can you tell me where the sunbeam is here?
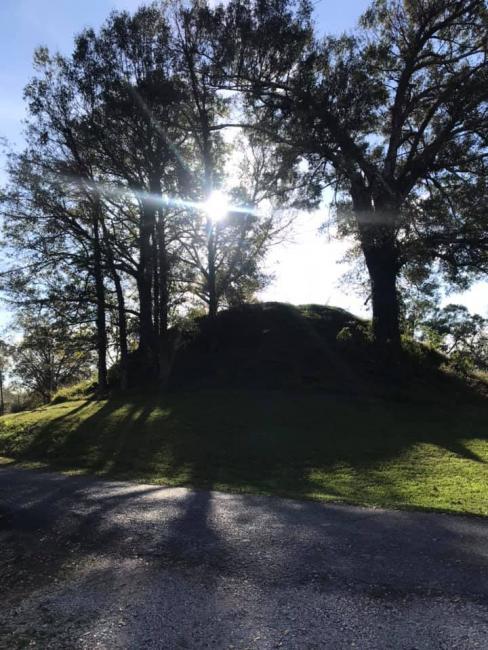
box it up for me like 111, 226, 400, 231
53, 172, 258, 219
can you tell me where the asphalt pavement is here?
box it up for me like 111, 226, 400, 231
1, 467, 488, 649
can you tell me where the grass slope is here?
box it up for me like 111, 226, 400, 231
1, 389, 487, 516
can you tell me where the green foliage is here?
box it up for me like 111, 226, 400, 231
419, 304, 488, 374
400, 335, 444, 371
229, 0, 487, 344
12, 312, 94, 403
336, 326, 353, 344
8, 393, 43, 414
400, 277, 488, 375
450, 351, 476, 376
425, 305, 487, 369
336, 323, 371, 349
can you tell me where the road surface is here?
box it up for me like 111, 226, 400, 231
1, 467, 488, 649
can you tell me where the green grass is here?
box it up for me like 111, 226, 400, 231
0, 389, 487, 516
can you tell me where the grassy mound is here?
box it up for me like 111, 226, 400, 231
171, 302, 366, 391
1, 387, 487, 516
170, 302, 482, 402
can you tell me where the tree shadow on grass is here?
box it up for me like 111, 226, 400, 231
51, 398, 94, 422
3, 387, 488, 514
438, 439, 486, 463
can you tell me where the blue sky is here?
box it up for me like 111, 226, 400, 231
0, 0, 370, 173
0, 0, 145, 156
0, 0, 485, 324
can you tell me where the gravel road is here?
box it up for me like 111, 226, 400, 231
1, 467, 488, 649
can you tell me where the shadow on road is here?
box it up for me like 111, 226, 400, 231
1, 468, 488, 645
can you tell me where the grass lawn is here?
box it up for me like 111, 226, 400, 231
0, 389, 487, 516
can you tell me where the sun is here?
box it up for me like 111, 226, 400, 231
203, 190, 230, 223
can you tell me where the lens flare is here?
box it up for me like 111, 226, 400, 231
203, 190, 230, 223
51, 172, 258, 219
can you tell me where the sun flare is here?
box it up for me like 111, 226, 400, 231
203, 190, 230, 223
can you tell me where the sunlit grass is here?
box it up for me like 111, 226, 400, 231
0, 390, 487, 516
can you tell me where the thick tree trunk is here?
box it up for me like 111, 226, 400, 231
363, 243, 401, 348
352, 185, 401, 350
92, 214, 108, 392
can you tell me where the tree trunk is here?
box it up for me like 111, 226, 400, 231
137, 197, 157, 376
363, 244, 401, 348
112, 270, 129, 390
352, 185, 401, 350
207, 226, 218, 319
99, 216, 129, 391
0, 367, 4, 416
153, 236, 160, 342
92, 213, 108, 392
201, 122, 218, 319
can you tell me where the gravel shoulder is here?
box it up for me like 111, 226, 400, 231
1, 467, 488, 649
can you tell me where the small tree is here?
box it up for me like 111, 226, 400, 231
13, 313, 93, 403
421, 304, 488, 373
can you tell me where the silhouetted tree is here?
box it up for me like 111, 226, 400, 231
219, 0, 488, 351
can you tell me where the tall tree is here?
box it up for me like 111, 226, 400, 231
172, 1, 234, 318
1, 145, 110, 391
69, 6, 194, 382
220, 0, 488, 350
172, 2, 313, 314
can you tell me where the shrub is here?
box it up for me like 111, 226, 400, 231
8, 394, 43, 413
450, 350, 476, 375
336, 326, 353, 344
336, 323, 371, 349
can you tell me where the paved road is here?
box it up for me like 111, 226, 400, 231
1, 468, 488, 649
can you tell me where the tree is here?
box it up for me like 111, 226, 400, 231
171, 2, 309, 316
1, 145, 110, 391
0, 340, 11, 415
2, 2, 296, 389
421, 304, 488, 373
1, 7, 190, 385
219, 0, 488, 351
178, 136, 301, 313
69, 6, 205, 382
13, 311, 93, 403
406, 172, 488, 287
399, 276, 440, 339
